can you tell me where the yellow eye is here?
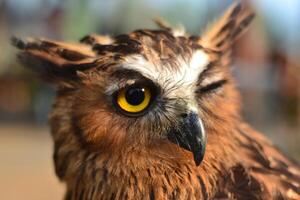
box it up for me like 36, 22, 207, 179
116, 86, 152, 115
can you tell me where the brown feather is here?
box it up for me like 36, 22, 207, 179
200, 3, 254, 50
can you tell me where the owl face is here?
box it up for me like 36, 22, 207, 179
14, 3, 253, 166
71, 31, 236, 166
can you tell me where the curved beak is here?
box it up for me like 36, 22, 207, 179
167, 112, 207, 166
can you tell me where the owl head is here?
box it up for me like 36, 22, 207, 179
13, 3, 254, 166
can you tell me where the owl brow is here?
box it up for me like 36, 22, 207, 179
196, 60, 220, 83
112, 68, 145, 80
111, 68, 160, 87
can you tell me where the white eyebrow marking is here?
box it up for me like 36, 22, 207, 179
121, 50, 210, 88
185, 50, 210, 84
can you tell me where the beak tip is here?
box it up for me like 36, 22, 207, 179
194, 158, 201, 166
193, 150, 205, 166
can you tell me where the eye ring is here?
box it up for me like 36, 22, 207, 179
114, 84, 153, 117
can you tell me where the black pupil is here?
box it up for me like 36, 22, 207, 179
125, 87, 145, 106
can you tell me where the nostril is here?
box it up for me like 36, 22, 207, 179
181, 113, 188, 119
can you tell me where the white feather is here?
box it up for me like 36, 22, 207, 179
122, 50, 209, 90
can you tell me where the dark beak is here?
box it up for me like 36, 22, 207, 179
167, 112, 207, 166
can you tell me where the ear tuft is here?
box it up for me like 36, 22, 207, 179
154, 18, 186, 37
200, 2, 255, 52
80, 34, 114, 46
12, 36, 97, 85
11, 36, 28, 49
154, 18, 172, 31
229, 2, 242, 19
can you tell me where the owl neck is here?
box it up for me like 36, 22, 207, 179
53, 125, 244, 200
59, 144, 228, 200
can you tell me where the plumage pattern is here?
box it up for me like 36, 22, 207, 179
13, 3, 300, 200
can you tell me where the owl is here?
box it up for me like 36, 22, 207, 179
13, 3, 300, 200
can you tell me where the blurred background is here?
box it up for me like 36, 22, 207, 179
0, 0, 299, 199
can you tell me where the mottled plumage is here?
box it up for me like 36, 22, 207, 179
13, 3, 300, 200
